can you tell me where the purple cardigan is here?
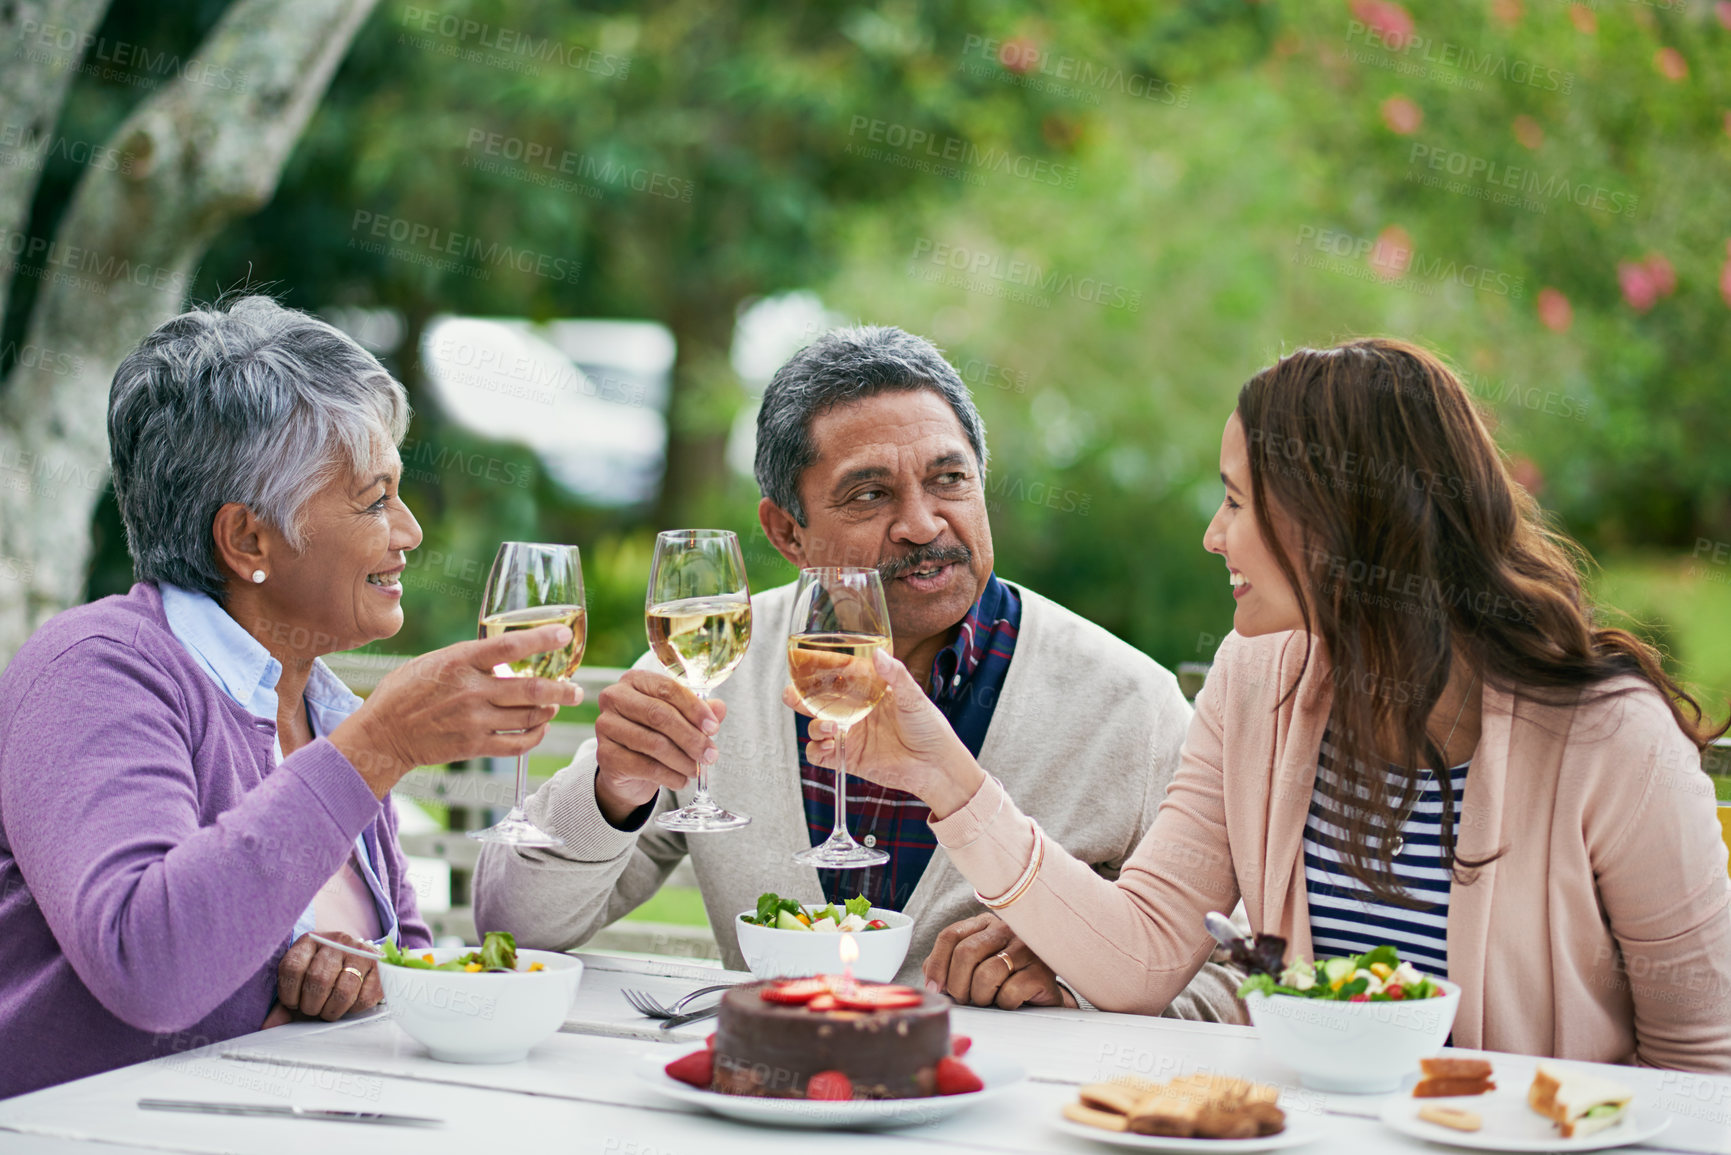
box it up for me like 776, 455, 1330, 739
0, 584, 431, 1099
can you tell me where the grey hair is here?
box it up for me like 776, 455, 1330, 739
107, 295, 410, 599
753, 325, 988, 525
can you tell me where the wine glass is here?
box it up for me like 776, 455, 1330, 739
467, 541, 586, 847
786, 567, 892, 869
648, 529, 754, 831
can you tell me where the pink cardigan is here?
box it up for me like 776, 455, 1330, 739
934, 629, 1731, 1071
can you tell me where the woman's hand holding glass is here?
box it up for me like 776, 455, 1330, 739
781, 642, 985, 822
467, 542, 587, 846
329, 622, 582, 798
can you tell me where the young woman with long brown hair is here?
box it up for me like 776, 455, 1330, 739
789, 338, 1731, 1070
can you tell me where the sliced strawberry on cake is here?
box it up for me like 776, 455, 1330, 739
758, 977, 839, 1004
832, 983, 924, 1011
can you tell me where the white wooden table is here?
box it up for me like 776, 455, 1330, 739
3, 953, 1727, 1154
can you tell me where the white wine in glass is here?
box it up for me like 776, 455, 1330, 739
786, 567, 892, 869
468, 541, 586, 848
479, 604, 587, 680
648, 530, 753, 832
785, 633, 891, 727
646, 597, 752, 694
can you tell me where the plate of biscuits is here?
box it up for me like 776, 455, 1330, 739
1057, 1074, 1329, 1152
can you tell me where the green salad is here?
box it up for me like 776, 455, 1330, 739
376, 931, 544, 972
740, 891, 891, 932
1235, 944, 1444, 1002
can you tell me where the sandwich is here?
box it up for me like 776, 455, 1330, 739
1527, 1062, 1633, 1139
1413, 1057, 1495, 1098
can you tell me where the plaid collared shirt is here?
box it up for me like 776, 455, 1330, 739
798, 573, 1021, 912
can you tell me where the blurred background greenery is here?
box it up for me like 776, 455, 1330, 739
15, 0, 1727, 734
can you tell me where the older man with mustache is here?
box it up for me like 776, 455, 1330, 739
475, 326, 1240, 1019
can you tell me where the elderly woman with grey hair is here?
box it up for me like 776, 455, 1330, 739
0, 296, 578, 1099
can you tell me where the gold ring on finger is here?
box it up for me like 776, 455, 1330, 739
341, 966, 365, 981
994, 950, 1015, 978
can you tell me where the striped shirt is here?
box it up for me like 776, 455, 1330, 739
799, 573, 1020, 912
1303, 731, 1469, 976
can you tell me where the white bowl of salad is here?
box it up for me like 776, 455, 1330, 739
1238, 945, 1460, 1093
735, 893, 913, 983
375, 932, 583, 1064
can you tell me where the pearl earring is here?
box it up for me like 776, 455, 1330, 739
251, 570, 266, 584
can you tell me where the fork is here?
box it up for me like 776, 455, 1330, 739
622, 983, 734, 1019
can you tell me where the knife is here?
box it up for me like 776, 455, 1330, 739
660, 1004, 720, 1031
139, 1098, 443, 1127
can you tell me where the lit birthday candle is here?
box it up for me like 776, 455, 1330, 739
838, 932, 859, 990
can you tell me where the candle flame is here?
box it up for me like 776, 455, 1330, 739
839, 933, 859, 967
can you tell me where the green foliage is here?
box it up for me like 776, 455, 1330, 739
65, 0, 1731, 712
817, 2, 1731, 683
1592, 555, 1731, 713
1266, 4, 1731, 554
620, 884, 710, 928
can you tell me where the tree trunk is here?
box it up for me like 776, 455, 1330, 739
0, 0, 380, 667
0, 0, 113, 329
653, 298, 745, 526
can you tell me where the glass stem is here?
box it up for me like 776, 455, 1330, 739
511, 752, 529, 816
691, 689, 713, 808
829, 722, 851, 844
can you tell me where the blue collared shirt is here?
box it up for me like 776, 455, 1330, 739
158, 583, 399, 945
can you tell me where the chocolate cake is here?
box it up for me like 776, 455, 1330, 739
710, 977, 950, 1100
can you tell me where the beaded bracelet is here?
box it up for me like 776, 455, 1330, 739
974, 819, 1044, 910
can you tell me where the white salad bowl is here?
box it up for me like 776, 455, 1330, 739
1244, 978, 1461, 1093
735, 906, 913, 982
377, 946, 583, 1063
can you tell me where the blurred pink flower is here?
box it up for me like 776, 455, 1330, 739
1569, 4, 1597, 33
1381, 95, 1423, 134
999, 36, 1040, 75
1350, 0, 1415, 47
1724, 110, 1731, 138
1718, 1, 1731, 30
1645, 253, 1676, 297
1370, 225, 1414, 278
1537, 288, 1573, 332
1492, 0, 1523, 26
1510, 456, 1544, 496
1655, 47, 1688, 81
1720, 241, 1731, 309
1618, 260, 1658, 312
1513, 115, 1544, 149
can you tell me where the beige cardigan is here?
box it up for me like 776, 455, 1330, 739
474, 579, 1243, 1021
935, 629, 1731, 1072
